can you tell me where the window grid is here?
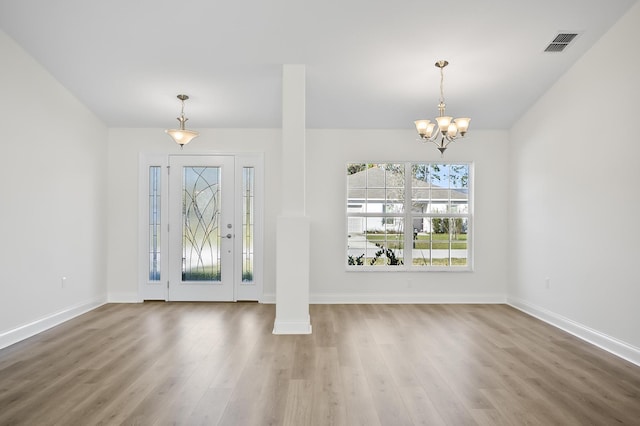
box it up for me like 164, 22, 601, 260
347, 162, 471, 270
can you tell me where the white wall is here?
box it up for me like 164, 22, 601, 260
306, 129, 509, 302
107, 128, 508, 304
0, 30, 108, 346
508, 2, 640, 354
106, 128, 282, 301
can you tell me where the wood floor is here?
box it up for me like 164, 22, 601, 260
1, 303, 639, 425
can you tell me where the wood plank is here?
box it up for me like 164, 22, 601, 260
1, 302, 639, 425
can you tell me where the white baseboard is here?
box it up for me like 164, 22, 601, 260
309, 293, 506, 304
508, 297, 640, 367
263, 292, 506, 305
262, 293, 275, 304
273, 317, 312, 334
107, 292, 141, 303
0, 295, 107, 350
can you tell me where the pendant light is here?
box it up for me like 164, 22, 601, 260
165, 94, 199, 148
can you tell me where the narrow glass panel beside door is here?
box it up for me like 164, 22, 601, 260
182, 166, 221, 282
242, 167, 254, 282
149, 166, 161, 281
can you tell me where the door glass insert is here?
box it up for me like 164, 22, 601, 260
242, 167, 254, 282
149, 166, 161, 281
182, 167, 221, 282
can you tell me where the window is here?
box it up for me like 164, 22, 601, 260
346, 162, 472, 270
149, 166, 162, 281
242, 167, 255, 282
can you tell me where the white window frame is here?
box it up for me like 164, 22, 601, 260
346, 162, 473, 272
138, 153, 169, 300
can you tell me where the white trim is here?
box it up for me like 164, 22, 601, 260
262, 293, 275, 304
508, 297, 640, 367
168, 155, 235, 302
107, 292, 141, 303
0, 296, 107, 350
263, 292, 505, 304
273, 317, 312, 334
138, 152, 264, 303
138, 153, 169, 302
345, 161, 474, 272
312, 293, 505, 304
234, 154, 265, 302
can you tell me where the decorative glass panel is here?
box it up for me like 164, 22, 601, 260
182, 167, 221, 281
242, 167, 255, 282
149, 166, 161, 281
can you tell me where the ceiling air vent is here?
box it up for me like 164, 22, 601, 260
544, 33, 578, 52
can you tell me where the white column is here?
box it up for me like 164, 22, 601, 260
273, 64, 312, 334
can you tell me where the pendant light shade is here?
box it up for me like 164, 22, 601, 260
165, 94, 199, 148
165, 128, 199, 146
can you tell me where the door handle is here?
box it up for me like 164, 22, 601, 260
225, 234, 233, 239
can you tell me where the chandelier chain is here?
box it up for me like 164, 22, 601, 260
439, 66, 445, 105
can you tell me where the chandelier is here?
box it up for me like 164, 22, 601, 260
414, 60, 470, 155
165, 94, 199, 148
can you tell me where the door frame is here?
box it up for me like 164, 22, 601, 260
137, 152, 264, 302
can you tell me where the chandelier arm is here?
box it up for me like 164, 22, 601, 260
424, 134, 448, 148
435, 138, 446, 148
419, 125, 457, 144
418, 129, 442, 143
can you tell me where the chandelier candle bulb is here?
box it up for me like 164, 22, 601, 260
454, 118, 471, 135
415, 119, 429, 132
447, 123, 458, 137
414, 120, 431, 138
436, 116, 453, 131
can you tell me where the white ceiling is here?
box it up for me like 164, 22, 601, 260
0, 0, 636, 130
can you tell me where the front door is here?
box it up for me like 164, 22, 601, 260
168, 155, 235, 301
